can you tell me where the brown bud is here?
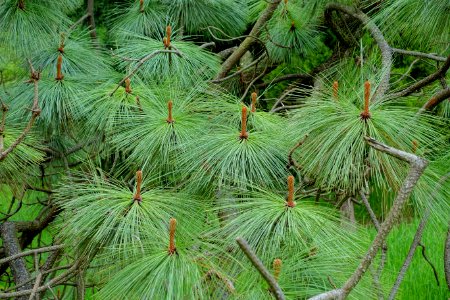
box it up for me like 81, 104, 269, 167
286, 175, 295, 207
239, 106, 248, 140
273, 259, 282, 282
125, 78, 132, 93
163, 37, 168, 48
360, 80, 371, 120
168, 218, 177, 255
139, 0, 144, 12
251, 92, 257, 112
166, 25, 172, 47
166, 100, 174, 123
332, 81, 338, 101
55, 55, 64, 80
133, 170, 143, 202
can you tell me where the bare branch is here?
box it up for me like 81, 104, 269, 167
236, 237, 285, 300
0, 245, 64, 267
392, 48, 447, 62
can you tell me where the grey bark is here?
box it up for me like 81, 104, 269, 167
0, 222, 32, 300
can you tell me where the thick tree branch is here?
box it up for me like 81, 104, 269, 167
0, 222, 32, 300
325, 3, 392, 100
309, 137, 428, 300
215, 0, 282, 79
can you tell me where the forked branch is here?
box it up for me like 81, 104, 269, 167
309, 137, 428, 300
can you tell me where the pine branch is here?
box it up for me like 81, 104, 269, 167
309, 137, 428, 300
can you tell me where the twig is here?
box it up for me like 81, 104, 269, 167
236, 238, 285, 300
288, 134, 308, 170
309, 137, 428, 300
109, 49, 182, 96
0, 245, 64, 266
69, 13, 90, 31
199, 42, 215, 49
388, 55, 450, 100
271, 104, 302, 113
392, 48, 447, 62
418, 243, 440, 286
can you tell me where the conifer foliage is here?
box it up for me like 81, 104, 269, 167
0, 0, 448, 299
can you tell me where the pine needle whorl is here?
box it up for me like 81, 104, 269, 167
287, 175, 295, 207
239, 106, 249, 140
55, 55, 64, 80
332, 81, 338, 100
251, 92, 257, 112
133, 170, 143, 202
360, 80, 371, 120
273, 259, 282, 282
168, 218, 177, 255
166, 100, 174, 123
